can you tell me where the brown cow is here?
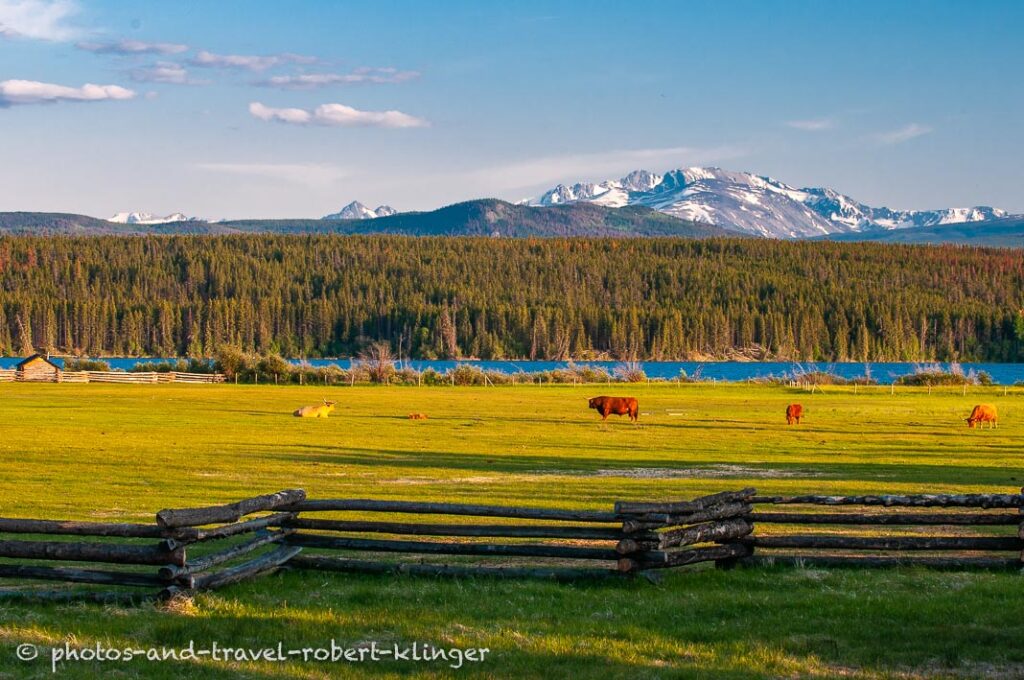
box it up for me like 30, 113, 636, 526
966, 404, 998, 429
408, 413, 429, 420
588, 396, 639, 422
786, 403, 803, 425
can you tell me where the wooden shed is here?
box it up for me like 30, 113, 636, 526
16, 354, 62, 382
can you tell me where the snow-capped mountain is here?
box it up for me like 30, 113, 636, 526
530, 168, 1007, 238
322, 201, 398, 220
107, 211, 193, 225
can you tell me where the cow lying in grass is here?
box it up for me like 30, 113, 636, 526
293, 399, 336, 418
588, 396, 639, 422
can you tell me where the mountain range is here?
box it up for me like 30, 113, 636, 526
0, 201, 729, 238
2, 166, 1018, 245
108, 211, 194, 225
529, 167, 1007, 239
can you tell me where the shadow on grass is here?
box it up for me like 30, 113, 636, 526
242, 442, 1024, 488
3, 566, 1024, 678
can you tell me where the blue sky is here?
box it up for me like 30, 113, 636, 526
0, 0, 1021, 219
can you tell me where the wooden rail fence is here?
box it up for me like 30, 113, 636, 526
0, 488, 1020, 603
0, 370, 225, 384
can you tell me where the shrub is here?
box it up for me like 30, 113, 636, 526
613, 362, 647, 383
64, 358, 110, 372
357, 342, 397, 383
214, 346, 254, 380
894, 364, 984, 386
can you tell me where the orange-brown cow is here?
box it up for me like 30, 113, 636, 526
786, 403, 803, 425
966, 404, 998, 429
588, 396, 639, 422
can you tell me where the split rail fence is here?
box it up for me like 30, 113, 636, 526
0, 370, 224, 384
0, 488, 1020, 604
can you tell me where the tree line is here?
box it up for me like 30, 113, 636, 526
0, 235, 1022, 362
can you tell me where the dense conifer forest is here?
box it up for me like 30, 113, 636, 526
0, 235, 1022, 361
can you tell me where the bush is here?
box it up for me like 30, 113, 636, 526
214, 346, 255, 380
895, 364, 978, 386
357, 342, 397, 383
64, 358, 110, 371
448, 364, 487, 386
420, 368, 445, 386
257, 353, 293, 382
613, 362, 647, 383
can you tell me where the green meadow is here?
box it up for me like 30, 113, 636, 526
0, 382, 1022, 678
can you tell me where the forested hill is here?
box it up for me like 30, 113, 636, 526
0, 200, 730, 238
821, 216, 1024, 247
1, 235, 1022, 362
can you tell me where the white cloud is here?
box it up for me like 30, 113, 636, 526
195, 162, 351, 187
0, 79, 135, 106
77, 39, 188, 55
129, 62, 206, 85
872, 123, 933, 145
0, 0, 79, 41
248, 101, 429, 128
257, 68, 420, 89
249, 101, 311, 124
190, 50, 316, 72
786, 118, 835, 131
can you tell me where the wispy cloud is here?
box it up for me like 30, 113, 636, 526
195, 162, 351, 187
77, 39, 188, 55
0, 0, 79, 41
248, 101, 429, 128
786, 118, 835, 131
129, 62, 207, 85
256, 67, 420, 89
190, 50, 316, 72
872, 122, 933, 145
0, 79, 135, 106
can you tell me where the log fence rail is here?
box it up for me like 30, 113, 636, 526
0, 487, 1020, 603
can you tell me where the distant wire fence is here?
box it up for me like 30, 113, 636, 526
0, 488, 1021, 604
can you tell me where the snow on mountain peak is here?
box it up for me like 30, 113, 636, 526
107, 212, 192, 225
322, 201, 398, 220
531, 167, 1007, 238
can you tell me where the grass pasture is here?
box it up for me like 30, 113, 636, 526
0, 382, 1023, 678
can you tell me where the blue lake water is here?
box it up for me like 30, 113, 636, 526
2, 357, 1023, 385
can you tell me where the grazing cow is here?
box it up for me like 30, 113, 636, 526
966, 404, 998, 429
588, 396, 639, 422
786, 403, 803, 425
408, 413, 428, 420
293, 398, 336, 418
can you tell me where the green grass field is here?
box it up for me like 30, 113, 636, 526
0, 383, 1022, 678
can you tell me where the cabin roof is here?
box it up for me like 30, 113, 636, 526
16, 353, 62, 370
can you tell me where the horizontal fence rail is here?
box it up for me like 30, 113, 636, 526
0, 370, 225, 384
0, 487, 1020, 603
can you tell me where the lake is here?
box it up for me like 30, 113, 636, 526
2, 357, 1023, 385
